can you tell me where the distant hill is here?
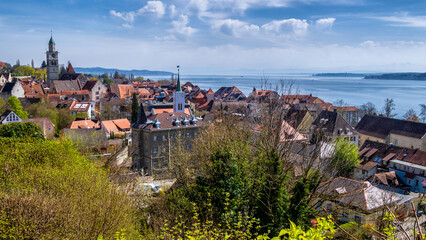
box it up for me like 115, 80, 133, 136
74, 67, 173, 76
365, 72, 426, 80
312, 73, 369, 77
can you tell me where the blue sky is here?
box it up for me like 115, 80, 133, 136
2, 0, 426, 74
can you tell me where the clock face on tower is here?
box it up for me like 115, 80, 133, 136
51, 53, 56, 58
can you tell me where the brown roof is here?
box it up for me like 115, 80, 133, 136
22, 117, 55, 128
82, 80, 99, 91
364, 148, 378, 158
282, 94, 325, 104
46, 94, 61, 103
111, 84, 136, 99
395, 148, 426, 166
356, 115, 426, 139
362, 161, 378, 171
52, 80, 81, 92
335, 106, 359, 112
312, 110, 357, 136
285, 108, 310, 129
66, 62, 76, 74
22, 82, 45, 98
68, 120, 99, 129
112, 118, 131, 130
206, 88, 214, 94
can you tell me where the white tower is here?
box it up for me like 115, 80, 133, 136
173, 65, 186, 113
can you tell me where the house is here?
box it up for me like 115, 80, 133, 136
0, 81, 25, 100
206, 88, 214, 102
0, 73, 12, 85
214, 86, 246, 101
148, 101, 192, 115
50, 79, 81, 93
0, 110, 21, 124
137, 88, 154, 102
82, 80, 107, 102
314, 177, 405, 225
389, 147, 426, 193
369, 171, 410, 195
100, 118, 131, 138
59, 62, 88, 86
21, 81, 45, 98
22, 118, 55, 139
248, 89, 279, 102
132, 104, 207, 177
334, 106, 360, 127
69, 101, 93, 119
282, 94, 325, 104
99, 94, 130, 120
110, 84, 136, 99
354, 140, 403, 180
355, 115, 426, 150
312, 109, 359, 145
285, 108, 314, 134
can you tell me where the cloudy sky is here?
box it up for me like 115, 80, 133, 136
2, 0, 426, 74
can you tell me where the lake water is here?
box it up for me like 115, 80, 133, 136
147, 74, 426, 118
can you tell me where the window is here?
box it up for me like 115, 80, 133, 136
186, 144, 191, 150
153, 147, 158, 153
162, 135, 166, 141
194, 131, 197, 136
186, 132, 190, 138
96, 91, 99, 95
153, 136, 157, 141
153, 160, 158, 168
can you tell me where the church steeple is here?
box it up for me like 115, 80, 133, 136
48, 32, 55, 52
173, 65, 185, 113
176, 65, 181, 92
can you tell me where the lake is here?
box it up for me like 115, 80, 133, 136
147, 74, 426, 118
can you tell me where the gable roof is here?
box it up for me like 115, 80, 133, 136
52, 80, 81, 92
1, 82, 17, 94
316, 177, 400, 211
22, 82, 45, 98
285, 108, 310, 129
356, 115, 426, 139
214, 86, 246, 100
22, 117, 55, 127
82, 80, 99, 91
394, 148, 426, 167
206, 88, 214, 94
110, 84, 136, 99
312, 110, 357, 136
68, 120, 99, 129
66, 62, 75, 74
112, 118, 131, 130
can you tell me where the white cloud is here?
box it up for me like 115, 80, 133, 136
262, 18, 309, 36
315, 17, 335, 31
375, 14, 426, 28
171, 14, 197, 36
110, 10, 136, 23
138, 1, 165, 18
169, 4, 177, 17
213, 19, 259, 37
110, 1, 165, 27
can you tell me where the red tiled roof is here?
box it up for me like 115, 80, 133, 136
207, 88, 214, 94
0, 62, 6, 68
66, 62, 75, 74
22, 82, 45, 98
68, 120, 98, 129
112, 118, 131, 130
69, 101, 91, 112
335, 106, 359, 111
395, 148, 426, 166
382, 153, 396, 161
359, 147, 370, 156
111, 84, 136, 99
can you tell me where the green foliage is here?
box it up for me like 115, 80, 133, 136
7, 96, 28, 119
328, 138, 359, 177
381, 212, 396, 239
0, 138, 137, 239
0, 122, 44, 139
103, 78, 114, 84
258, 216, 335, 240
131, 92, 139, 124
26, 101, 77, 136
34, 68, 46, 80
41, 61, 47, 68
13, 65, 34, 77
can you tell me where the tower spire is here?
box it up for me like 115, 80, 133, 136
176, 65, 181, 92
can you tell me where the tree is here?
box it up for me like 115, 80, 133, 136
60, 65, 67, 75
326, 138, 359, 178
31, 59, 34, 68
41, 60, 47, 68
34, 68, 47, 80
359, 102, 377, 117
131, 92, 139, 123
7, 96, 28, 119
15, 59, 20, 67
113, 71, 120, 79
333, 99, 346, 107
403, 108, 420, 122
0, 122, 44, 139
382, 98, 397, 118
420, 104, 426, 123
13, 65, 35, 77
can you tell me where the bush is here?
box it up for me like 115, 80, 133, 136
0, 122, 44, 139
0, 138, 137, 239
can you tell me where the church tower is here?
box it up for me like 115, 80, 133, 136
173, 65, 186, 113
46, 34, 59, 87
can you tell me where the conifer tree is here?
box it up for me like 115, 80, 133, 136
131, 92, 139, 123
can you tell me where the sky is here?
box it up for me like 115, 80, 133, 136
2, 0, 426, 74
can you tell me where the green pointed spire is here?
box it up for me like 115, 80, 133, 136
176, 65, 182, 92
